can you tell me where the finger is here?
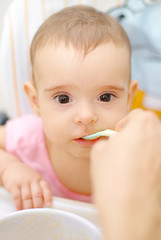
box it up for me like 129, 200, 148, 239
21, 184, 33, 209
91, 139, 107, 156
115, 115, 128, 131
11, 186, 23, 210
90, 139, 109, 180
116, 109, 160, 131
40, 180, 53, 207
115, 109, 143, 131
31, 181, 43, 208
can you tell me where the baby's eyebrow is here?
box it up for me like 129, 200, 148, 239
44, 85, 70, 92
99, 85, 125, 92
44, 84, 125, 92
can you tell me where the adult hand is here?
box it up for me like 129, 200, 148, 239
91, 109, 161, 240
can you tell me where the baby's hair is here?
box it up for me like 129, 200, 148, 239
30, 5, 131, 67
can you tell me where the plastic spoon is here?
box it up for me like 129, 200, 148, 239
82, 129, 117, 140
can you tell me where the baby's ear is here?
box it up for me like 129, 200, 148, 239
24, 81, 41, 116
127, 80, 138, 112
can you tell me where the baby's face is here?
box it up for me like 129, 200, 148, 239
33, 43, 136, 159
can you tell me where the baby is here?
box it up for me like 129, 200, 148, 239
0, 5, 137, 210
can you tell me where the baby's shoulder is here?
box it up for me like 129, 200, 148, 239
7, 114, 42, 131
6, 114, 44, 149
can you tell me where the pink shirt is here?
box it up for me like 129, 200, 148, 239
6, 115, 92, 203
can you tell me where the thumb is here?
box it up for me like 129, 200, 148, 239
115, 109, 145, 131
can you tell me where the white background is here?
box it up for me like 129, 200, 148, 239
0, 0, 12, 111
0, 0, 11, 39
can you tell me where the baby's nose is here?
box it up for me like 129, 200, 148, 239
74, 104, 98, 126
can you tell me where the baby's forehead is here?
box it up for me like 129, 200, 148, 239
33, 41, 130, 65
33, 43, 131, 86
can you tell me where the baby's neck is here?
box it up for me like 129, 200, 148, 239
46, 141, 91, 195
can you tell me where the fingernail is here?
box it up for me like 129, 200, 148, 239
46, 201, 52, 207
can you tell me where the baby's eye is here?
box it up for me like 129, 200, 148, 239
55, 94, 72, 104
98, 93, 114, 102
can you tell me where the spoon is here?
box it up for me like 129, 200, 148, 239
82, 129, 117, 140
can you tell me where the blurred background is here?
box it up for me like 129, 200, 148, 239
0, 0, 11, 110
0, 0, 11, 38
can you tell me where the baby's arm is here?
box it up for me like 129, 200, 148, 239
0, 125, 52, 210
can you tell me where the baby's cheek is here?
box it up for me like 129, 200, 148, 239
101, 114, 124, 129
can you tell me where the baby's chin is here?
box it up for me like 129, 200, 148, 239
69, 147, 92, 161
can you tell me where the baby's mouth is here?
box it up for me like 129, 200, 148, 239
74, 137, 100, 146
